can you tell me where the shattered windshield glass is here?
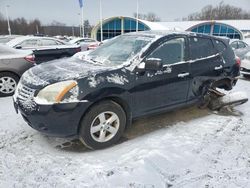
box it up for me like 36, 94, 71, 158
87, 35, 154, 66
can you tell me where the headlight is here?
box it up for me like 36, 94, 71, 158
34, 80, 79, 104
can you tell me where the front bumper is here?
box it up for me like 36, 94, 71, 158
13, 98, 91, 137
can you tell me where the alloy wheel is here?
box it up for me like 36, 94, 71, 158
90, 111, 120, 143
0, 76, 17, 94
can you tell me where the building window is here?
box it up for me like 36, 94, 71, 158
191, 23, 241, 40
97, 18, 150, 41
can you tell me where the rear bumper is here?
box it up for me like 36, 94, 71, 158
13, 98, 91, 137
241, 67, 250, 75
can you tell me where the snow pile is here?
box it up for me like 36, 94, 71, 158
219, 91, 248, 105
106, 73, 129, 85
0, 79, 250, 187
87, 75, 105, 88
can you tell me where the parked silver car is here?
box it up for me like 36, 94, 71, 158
6, 36, 77, 50
6, 36, 81, 63
0, 44, 35, 97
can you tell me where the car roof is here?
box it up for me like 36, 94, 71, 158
69, 38, 96, 44
6, 36, 65, 47
123, 30, 225, 41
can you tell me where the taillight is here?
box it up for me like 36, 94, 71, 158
24, 54, 35, 64
76, 47, 81, 52
235, 56, 241, 67
87, 44, 98, 50
89, 44, 98, 48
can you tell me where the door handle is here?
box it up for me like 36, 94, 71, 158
214, 65, 223, 70
178, 72, 189, 78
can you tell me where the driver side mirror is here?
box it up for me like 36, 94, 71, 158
15, 45, 22, 49
144, 58, 163, 71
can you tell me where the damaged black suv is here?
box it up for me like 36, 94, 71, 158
13, 31, 240, 149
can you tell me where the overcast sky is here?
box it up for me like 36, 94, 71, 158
0, 0, 250, 26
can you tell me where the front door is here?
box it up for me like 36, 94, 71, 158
131, 37, 191, 117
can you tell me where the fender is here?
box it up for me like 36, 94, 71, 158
191, 76, 234, 97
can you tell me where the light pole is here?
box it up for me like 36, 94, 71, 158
5, 5, 11, 35
99, 0, 103, 42
78, 13, 81, 37
136, 0, 139, 32
81, 6, 84, 37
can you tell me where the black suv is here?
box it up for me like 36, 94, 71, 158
13, 31, 240, 149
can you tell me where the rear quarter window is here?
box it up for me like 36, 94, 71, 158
214, 40, 227, 53
189, 37, 216, 60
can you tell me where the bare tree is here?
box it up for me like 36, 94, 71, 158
0, 11, 94, 37
133, 12, 161, 22
84, 20, 93, 37
184, 1, 250, 20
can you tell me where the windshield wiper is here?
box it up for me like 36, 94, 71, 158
90, 58, 103, 65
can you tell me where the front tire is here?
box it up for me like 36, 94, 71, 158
0, 72, 19, 97
79, 100, 126, 150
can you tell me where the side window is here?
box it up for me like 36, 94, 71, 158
85, 39, 96, 42
189, 37, 216, 60
230, 41, 238, 49
20, 39, 38, 47
147, 38, 185, 65
238, 41, 247, 49
55, 40, 64, 45
215, 40, 227, 53
41, 39, 58, 46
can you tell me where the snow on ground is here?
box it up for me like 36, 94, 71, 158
1, 79, 250, 187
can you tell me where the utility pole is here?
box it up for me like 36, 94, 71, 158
36, 25, 39, 34
72, 26, 75, 37
5, 5, 11, 35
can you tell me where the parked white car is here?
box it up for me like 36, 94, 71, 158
69, 38, 100, 51
230, 39, 250, 60
241, 52, 250, 77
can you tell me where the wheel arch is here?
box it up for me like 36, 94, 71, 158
77, 96, 132, 135
0, 70, 21, 79
211, 77, 233, 90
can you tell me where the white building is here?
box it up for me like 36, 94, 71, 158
91, 16, 250, 41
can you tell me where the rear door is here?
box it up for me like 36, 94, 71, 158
187, 36, 225, 100
188, 36, 225, 77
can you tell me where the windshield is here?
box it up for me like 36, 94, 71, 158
87, 35, 154, 66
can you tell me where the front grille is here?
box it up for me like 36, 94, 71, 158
16, 84, 35, 101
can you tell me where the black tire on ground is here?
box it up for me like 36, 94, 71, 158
0, 72, 19, 97
208, 98, 248, 111
79, 100, 126, 150
243, 74, 250, 78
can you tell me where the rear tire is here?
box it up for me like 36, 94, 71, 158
79, 100, 126, 150
0, 72, 19, 97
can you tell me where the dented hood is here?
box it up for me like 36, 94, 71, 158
21, 57, 113, 88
